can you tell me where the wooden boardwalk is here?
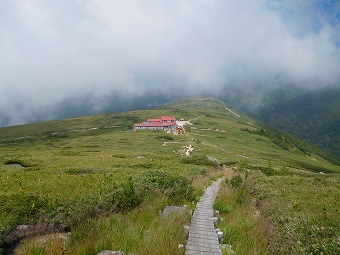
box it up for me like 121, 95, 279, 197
186, 178, 223, 255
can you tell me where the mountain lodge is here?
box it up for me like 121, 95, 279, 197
134, 116, 177, 130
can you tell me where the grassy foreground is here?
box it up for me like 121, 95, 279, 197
15, 196, 190, 255
0, 97, 339, 254
215, 169, 340, 255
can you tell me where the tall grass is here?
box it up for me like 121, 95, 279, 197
214, 175, 269, 255
252, 174, 340, 254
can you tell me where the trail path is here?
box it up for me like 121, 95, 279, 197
186, 178, 223, 255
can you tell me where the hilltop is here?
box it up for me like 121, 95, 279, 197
0, 97, 339, 255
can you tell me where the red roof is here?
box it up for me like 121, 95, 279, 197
161, 116, 176, 121
163, 122, 176, 126
147, 118, 162, 123
134, 116, 176, 129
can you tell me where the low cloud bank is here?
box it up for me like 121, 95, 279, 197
1, 0, 339, 126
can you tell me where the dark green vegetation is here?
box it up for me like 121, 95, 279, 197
0, 97, 339, 254
253, 86, 340, 157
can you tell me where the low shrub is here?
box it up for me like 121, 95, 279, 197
135, 170, 194, 202
214, 200, 232, 214
115, 177, 141, 211
58, 151, 80, 156
256, 164, 293, 177
216, 136, 226, 139
262, 161, 275, 176
296, 161, 334, 174
220, 160, 238, 166
236, 192, 246, 205
280, 166, 293, 176
230, 175, 243, 188
262, 167, 275, 176
4, 159, 32, 168
112, 154, 126, 158
0, 193, 48, 219
186, 167, 208, 177
154, 135, 174, 141
131, 163, 154, 169
101, 170, 193, 212
64, 168, 94, 175
181, 155, 219, 167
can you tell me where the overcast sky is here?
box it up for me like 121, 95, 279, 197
1, 0, 340, 126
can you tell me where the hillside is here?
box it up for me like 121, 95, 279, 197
254, 87, 340, 156
0, 97, 339, 255
221, 86, 340, 157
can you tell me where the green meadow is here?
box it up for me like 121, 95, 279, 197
0, 97, 339, 254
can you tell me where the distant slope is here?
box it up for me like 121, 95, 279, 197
253, 87, 340, 156
1, 96, 339, 170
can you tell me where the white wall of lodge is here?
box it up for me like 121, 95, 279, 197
134, 126, 164, 130
134, 125, 176, 130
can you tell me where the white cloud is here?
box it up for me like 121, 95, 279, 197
0, 0, 339, 126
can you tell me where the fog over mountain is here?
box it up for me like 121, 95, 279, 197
1, 0, 340, 126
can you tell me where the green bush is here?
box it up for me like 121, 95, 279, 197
181, 155, 219, 167
296, 161, 334, 174
154, 135, 174, 141
262, 167, 275, 176
115, 177, 141, 211
64, 168, 94, 175
135, 170, 193, 201
4, 159, 32, 167
262, 161, 275, 176
186, 167, 208, 176
214, 200, 232, 214
102, 170, 193, 212
230, 175, 243, 188
236, 192, 246, 205
280, 166, 292, 176
220, 160, 238, 166
112, 154, 126, 158
0, 193, 48, 219
131, 163, 154, 169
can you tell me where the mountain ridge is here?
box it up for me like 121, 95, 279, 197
1, 96, 339, 169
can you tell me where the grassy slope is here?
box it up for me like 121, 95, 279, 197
0, 96, 339, 254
